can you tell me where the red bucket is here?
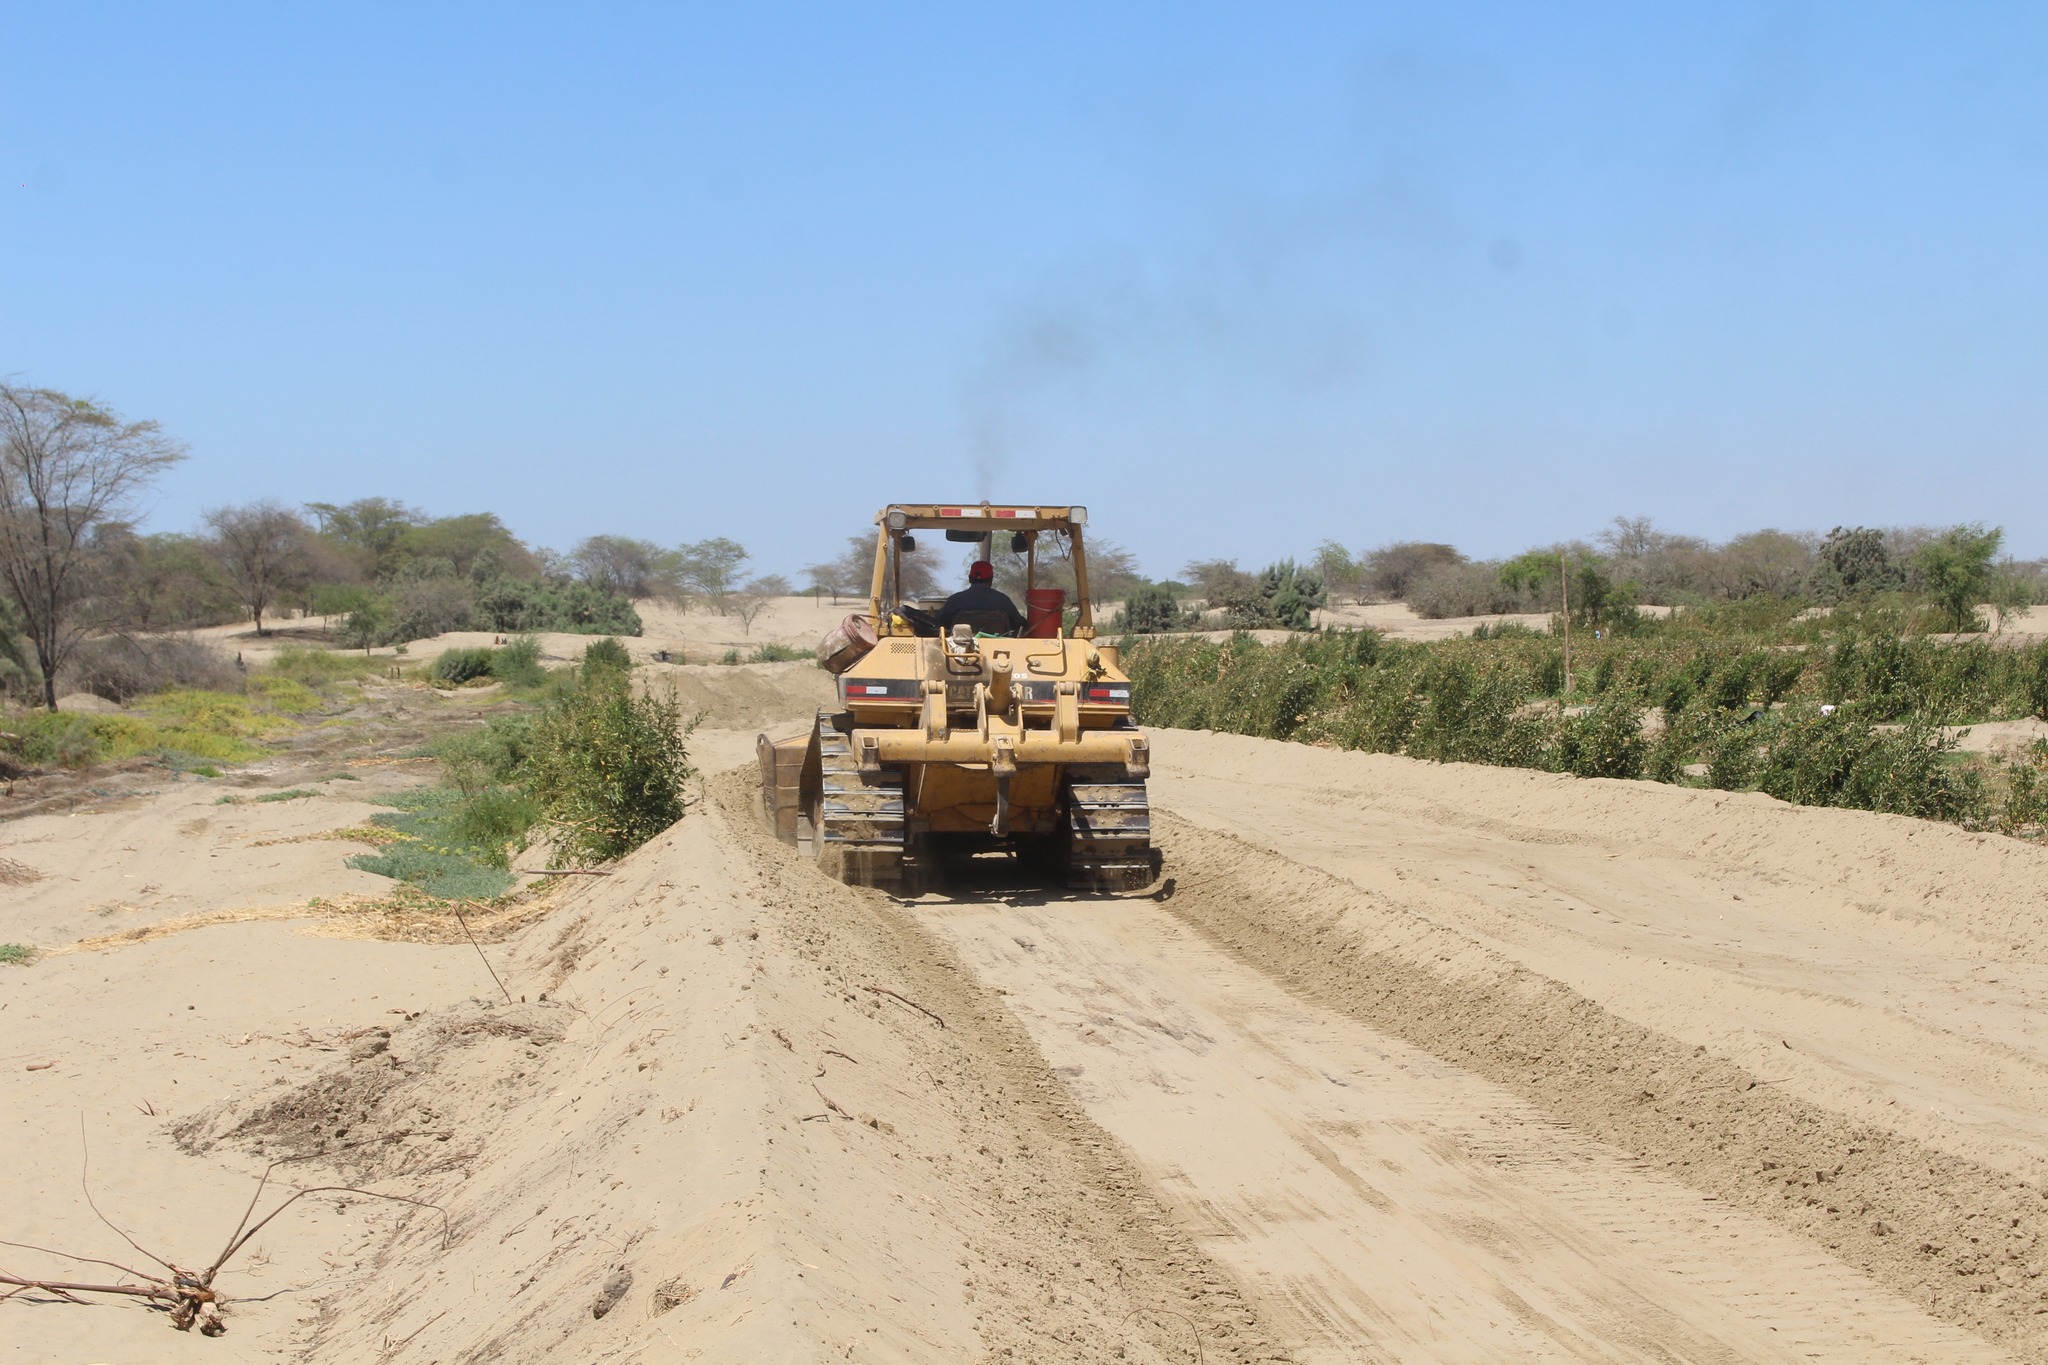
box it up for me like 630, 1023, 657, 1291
1024, 588, 1066, 639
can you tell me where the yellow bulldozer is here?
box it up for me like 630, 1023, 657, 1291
758, 503, 1157, 894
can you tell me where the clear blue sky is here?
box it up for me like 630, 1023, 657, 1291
4, 2, 2045, 577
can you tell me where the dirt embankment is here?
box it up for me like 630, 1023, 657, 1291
167, 772, 1274, 1363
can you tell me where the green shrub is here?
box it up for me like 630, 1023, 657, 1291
1558, 690, 1648, 779
1117, 583, 1197, 634
746, 643, 810, 663
491, 635, 549, 689
582, 637, 633, 676
474, 576, 643, 637
2024, 644, 2048, 721
435, 714, 535, 790
0, 943, 34, 965
9, 712, 105, 767
452, 786, 541, 860
431, 647, 497, 685
1999, 754, 2047, 835
522, 667, 693, 865
5, 690, 290, 770
1215, 560, 1327, 630
1755, 708, 1983, 821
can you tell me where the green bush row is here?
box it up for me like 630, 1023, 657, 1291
1123, 630, 2046, 832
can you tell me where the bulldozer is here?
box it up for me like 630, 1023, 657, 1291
757, 503, 1157, 894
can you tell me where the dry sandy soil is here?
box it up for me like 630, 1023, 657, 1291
7, 663, 2048, 1361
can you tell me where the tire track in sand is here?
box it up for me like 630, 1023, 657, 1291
921, 859, 2010, 1362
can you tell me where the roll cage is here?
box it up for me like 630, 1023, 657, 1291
866, 503, 1095, 639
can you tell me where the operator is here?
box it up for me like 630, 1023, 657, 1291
936, 560, 1026, 636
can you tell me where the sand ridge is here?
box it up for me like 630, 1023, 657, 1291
150, 771, 1274, 1363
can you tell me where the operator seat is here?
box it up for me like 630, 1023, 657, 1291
950, 609, 1018, 637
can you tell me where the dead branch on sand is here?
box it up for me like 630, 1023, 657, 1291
0, 1123, 448, 1338
860, 984, 945, 1028
455, 900, 514, 1004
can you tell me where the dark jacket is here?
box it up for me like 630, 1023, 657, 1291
936, 582, 1026, 635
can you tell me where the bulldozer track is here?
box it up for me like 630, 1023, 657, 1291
813, 709, 915, 890
1063, 766, 1157, 893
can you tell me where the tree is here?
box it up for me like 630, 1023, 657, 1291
732, 574, 792, 634
101, 529, 239, 630
1594, 516, 1711, 603
399, 512, 536, 580
1987, 562, 2039, 634
1361, 542, 1465, 600
569, 535, 683, 598
821, 532, 937, 605
306, 497, 421, 579
1816, 526, 1898, 597
1916, 523, 2003, 632
1713, 529, 1812, 599
0, 385, 185, 709
1212, 560, 1326, 630
205, 500, 314, 635
1183, 558, 1254, 608
1312, 540, 1366, 604
339, 595, 393, 655
677, 537, 750, 607
803, 555, 852, 603
1117, 582, 1196, 634
991, 534, 1141, 605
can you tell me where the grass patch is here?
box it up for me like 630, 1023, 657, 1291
247, 674, 325, 713
5, 689, 297, 770
0, 943, 34, 966
346, 841, 515, 900
344, 787, 534, 899
253, 788, 318, 803
268, 646, 383, 687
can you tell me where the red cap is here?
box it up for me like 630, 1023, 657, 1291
969, 560, 994, 581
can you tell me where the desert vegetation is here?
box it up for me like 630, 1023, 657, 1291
0, 383, 812, 711
1124, 599, 2048, 836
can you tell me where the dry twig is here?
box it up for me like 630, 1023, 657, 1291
1, 1128, 449, 1338
860, 984, 945, 1028
456, 900, 514, 1004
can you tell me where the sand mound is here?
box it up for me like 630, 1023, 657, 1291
634, 659, 837, 729
179, 771, 1268, 1362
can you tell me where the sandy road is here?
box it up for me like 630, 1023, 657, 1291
1149, 730, 2048, 1187
902, 725, 2048, 1362
927, 894, 2002, 1362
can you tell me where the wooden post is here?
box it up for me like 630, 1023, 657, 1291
1560, 551, 1573, 697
